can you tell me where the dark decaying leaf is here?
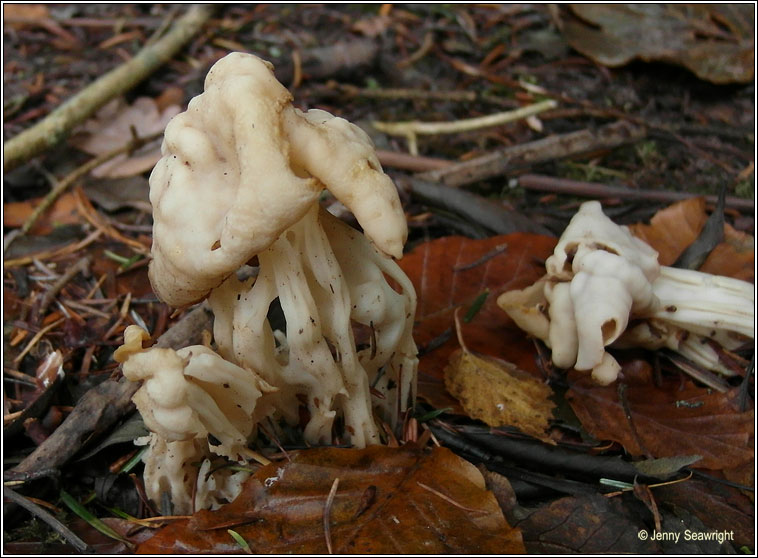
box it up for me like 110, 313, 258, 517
136, 444, 524, 554
655, 476, 755, 548
514, 492, 732, 554
566, 369, 754, 471
560, 4, 754, 84
398, 234, 557, 409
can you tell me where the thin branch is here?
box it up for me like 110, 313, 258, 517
3, 487, 92, 553
416, 120, 647, 187
3, 4, 214, 172
37, 256, 91, 319
517, 174, 754, 213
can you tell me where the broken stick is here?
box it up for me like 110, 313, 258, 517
415, 120, 647, 187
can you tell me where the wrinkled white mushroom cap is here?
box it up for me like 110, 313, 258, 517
499, 201, 665, 384
546, 200, 660, 282
149, 52, 407, 307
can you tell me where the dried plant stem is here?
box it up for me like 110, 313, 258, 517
73, 186, 150, 254
4, 487, 91, 553
373, 99, 557, 155
323, 477, 340, 554
13, 318, 65, 365
3, 4, 213, 172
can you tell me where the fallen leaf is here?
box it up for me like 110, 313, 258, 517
699, 224, 754, 282
71, 97, 180, 178
627, 197, 707, 266
84, 176, 151, 213
515, 492, 731, 553
565, 369, 754, 471
627, 197, 754, 281
560, 4, 755, 84
655, 476, 755, 547
137, 444, 524, 554
398, 234, 557, 408
3, 192, 81, 234
444, 348, 555, 442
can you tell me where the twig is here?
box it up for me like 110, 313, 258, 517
517, 174, 755, 213
376, 149, 451, 173
3, 4, 214, 172
12, 304, 214, 475
452, 243, 508, 271
3, 487, 92, 553
416, 120, 647, 187
73, 186, 150, 254
373, 99, 557, 155
323, 477, 340, 554
396, 30, 435, 68
37, 256, 91, 319
13, 318, 65, 365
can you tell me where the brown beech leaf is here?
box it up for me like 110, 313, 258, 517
565, 369, 754, 471
398, 234, 557, 409
627, 197, 754, 281
136, 444, 524, 554
444, 348, 555, 442
627, 197, 707, 265
699, 223, 754, 282
3, 192, 81, 234
560, 4, 754, 84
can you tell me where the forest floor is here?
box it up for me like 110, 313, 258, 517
3, 4, 755, 555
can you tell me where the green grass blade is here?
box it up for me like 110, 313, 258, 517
228, 529, 252, 554
59, 489, 132, 547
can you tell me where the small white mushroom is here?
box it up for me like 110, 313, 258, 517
115, 325, 275, 512
498, 200, 754, 384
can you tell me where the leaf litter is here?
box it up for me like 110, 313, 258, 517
3, 4, 753, 554
135, 444, 525, 554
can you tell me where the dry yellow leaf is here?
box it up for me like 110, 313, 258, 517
444, 348, 555, 442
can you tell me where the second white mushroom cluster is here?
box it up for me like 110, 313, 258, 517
498, 201, 754, 385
